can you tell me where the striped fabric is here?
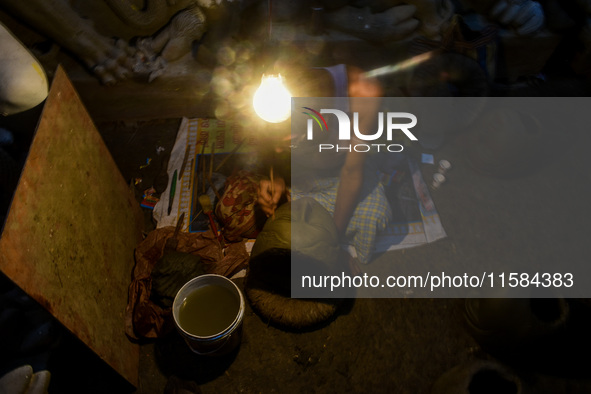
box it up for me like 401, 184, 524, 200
291, 177, 391, 264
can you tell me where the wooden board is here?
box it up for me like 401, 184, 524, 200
0, 66, 142, 387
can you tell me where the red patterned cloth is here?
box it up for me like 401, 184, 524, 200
215, 170, 264, 242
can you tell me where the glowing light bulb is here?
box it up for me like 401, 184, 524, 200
253, 74, 291, 123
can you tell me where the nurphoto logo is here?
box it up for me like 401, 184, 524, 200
302, 107, 418, 153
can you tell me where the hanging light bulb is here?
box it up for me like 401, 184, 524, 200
253, 73, 291, 123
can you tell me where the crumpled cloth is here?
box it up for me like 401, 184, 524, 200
291, 177, 391, 264
124, 227, 249, 340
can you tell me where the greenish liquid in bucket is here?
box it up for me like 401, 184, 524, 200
178, 285, 240, 337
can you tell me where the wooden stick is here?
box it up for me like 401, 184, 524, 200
270, 165, 274, 196
206, 168, 223, 201
204, 142, 223, 201
214, 137, 246, 172
209, 142, 215, 181
201, 142, 206, 194
188, 157, 195, 212
191, 141, 206, 224
270, 165, 275, 220
189, 209, 202, 226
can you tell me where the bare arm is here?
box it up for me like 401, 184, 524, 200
333, 66, 383, 238
333, 150, 365, 238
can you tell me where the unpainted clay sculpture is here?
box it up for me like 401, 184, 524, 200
0, 0, 212, 84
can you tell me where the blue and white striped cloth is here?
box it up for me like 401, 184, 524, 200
291, 177, 391, 264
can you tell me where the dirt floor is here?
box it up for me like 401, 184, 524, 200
2, 84, 591, 393
80, 72, 589, 391
96, 120, 482, 394
93, 96, 591, 394
2, 21, 591, 394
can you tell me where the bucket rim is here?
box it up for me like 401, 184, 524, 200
173, 274, 245, 340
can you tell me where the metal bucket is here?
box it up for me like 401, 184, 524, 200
172, 274, 245, 356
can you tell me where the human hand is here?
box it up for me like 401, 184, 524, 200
257, 176, 289, 217
490, 0, 545, 36
347, 66, 384, 98
338, 248, 362, 276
